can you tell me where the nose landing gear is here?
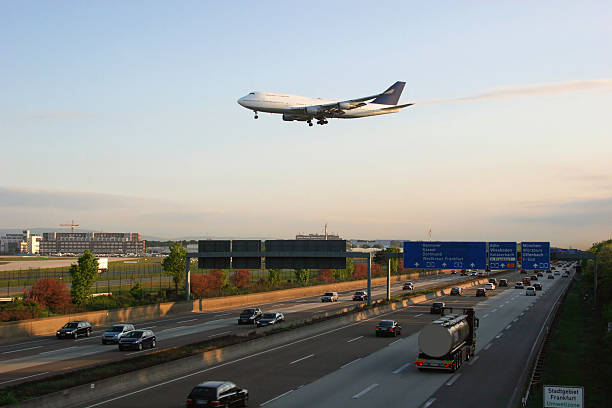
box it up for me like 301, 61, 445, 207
254, 111, 258, 119
307, 120, 313, 127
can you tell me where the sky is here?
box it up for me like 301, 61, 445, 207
1, 1, 611, 248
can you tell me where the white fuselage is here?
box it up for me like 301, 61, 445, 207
237, 92, 401, 119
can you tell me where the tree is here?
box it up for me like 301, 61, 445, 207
162, 242, 186, 292
190, 270, 224, 298
374, 247, 401, 275
318, 269, 334, 283
268, 269, 281, 286
294, 269, 310, 286
24, 277, 71, 313
70, 250, 98, 304
130, 282, 145, 301
353, 263, 368, 279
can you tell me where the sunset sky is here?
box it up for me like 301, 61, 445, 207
1, 1, 611, 248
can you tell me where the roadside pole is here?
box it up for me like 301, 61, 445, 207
387, 257, 391, 301
185, 257, 191, 301
367, 253, 372, 306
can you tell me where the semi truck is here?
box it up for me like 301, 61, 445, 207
415, 307, 479, 372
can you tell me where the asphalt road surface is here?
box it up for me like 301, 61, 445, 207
0, 272, 468, 388
78, 267, 574, 408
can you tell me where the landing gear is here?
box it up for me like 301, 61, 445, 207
316, 119, 329, 125
307, 120, 313, 127
254, 111, 258, 119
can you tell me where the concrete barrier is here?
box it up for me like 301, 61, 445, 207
12, 276, 494, 408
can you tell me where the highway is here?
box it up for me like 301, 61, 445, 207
0, 271, 468, 388
78, 268, 574, 408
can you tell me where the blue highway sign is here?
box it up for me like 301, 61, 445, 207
521, 242, 550, 270
404, 242, 486, 270
488, 242, 517, 270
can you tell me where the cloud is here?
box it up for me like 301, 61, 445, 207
28, 112, 99, 120
493, 196, 612, 227
417, 79, 612, 105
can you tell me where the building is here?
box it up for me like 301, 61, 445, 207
296, 223, 342, 241
39, 232, 145, 256
0, 230, 41, 254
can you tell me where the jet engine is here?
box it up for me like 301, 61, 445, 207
282, 114, 297, 121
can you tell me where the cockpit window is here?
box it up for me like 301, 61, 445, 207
248, 92, 255, 95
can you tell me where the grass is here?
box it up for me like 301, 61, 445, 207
527, 276, 611, 408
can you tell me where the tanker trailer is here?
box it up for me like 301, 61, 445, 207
415, 307, 478, 372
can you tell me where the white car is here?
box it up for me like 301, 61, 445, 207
321, 292, 339, 302
485, 283, 496, 290
525, 286, 536, 296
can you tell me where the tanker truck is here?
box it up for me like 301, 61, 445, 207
414, 307, 479, 372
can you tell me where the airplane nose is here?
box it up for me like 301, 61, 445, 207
237, 96, 247, 107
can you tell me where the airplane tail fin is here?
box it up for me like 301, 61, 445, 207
371, 81, 406, 105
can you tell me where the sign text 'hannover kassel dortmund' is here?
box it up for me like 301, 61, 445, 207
403, 242, 487, 270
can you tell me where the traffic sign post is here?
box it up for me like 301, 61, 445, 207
488, 242, 517, 270
403, 241, 486, 270
521, 242, 550, 270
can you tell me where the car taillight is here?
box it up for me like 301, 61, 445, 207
414, 359, 424, 366
186, 398, 193, 407
376, 328, 380, 330
443, 360, 454, 368
209, 401, 221, 407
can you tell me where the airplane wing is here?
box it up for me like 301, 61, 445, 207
285, 92, 384, 117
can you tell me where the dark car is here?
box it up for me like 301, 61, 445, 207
402, 282, 414, 290
237, 308, 263, 325
118, 329, 156, 351
530, 275, 538, 281
375, 320, 402, 337
533, 283, 543, 291
187, 381, 248, 408
476, 288, 487, 297
352, 290, 368, 301
548, 274, 554, 279
256, 312, 284, 328
488, 278, 498, 285
499, 279, 508, 287
430, 302, 445, 314
450, 286, 463, 296
537, 272, 544, 277
56, 321, 92, 339
460, 269, 468, 276
450, 270, 457, 274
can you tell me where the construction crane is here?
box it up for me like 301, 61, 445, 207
60, 220, 80, 233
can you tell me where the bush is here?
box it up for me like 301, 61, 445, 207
190, 270, 224, 298
0, 300, 43, 321
294, 269, 310, 286
24, 277, 71, 313
371, 263, 383, 277
130, 282, 145, 301
231, 269, 251, 288
318, 269, 334, 283
268, 269, 281, 286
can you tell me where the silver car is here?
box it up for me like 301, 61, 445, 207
101, 323, 135, 344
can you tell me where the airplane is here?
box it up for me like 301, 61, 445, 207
237, 81, 412, 126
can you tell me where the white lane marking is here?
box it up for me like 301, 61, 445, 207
520, 312, 525, 316
423, 398, 436, 408
483, 314, 489, 318
0, 371, 49, 385
140, 326, 157, 330
2, 346, 43, 354
125, 350, 149, 356
260, 389, 294, 406
492, 308, 497, 312
506, 324, 512, 330
341, 357, 362, 369
484, 343, 492, 350
415, 313, 423, 317
352, 383, 379, 399
499, 304, 504, 308
393, 361, 413, 374
177, 319, 197, 324
290, 354, 314, 365
496, 333, 503, 339
208, 331, 231, 338
214, 312, 231, 317
513, 318, 518, 322
389, 339, 401, 346
160, 326, 187, 332
446, 372, 462, 386
347, 336, 363, 343
39, 346, 77, 355
468, 355, 480, 366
